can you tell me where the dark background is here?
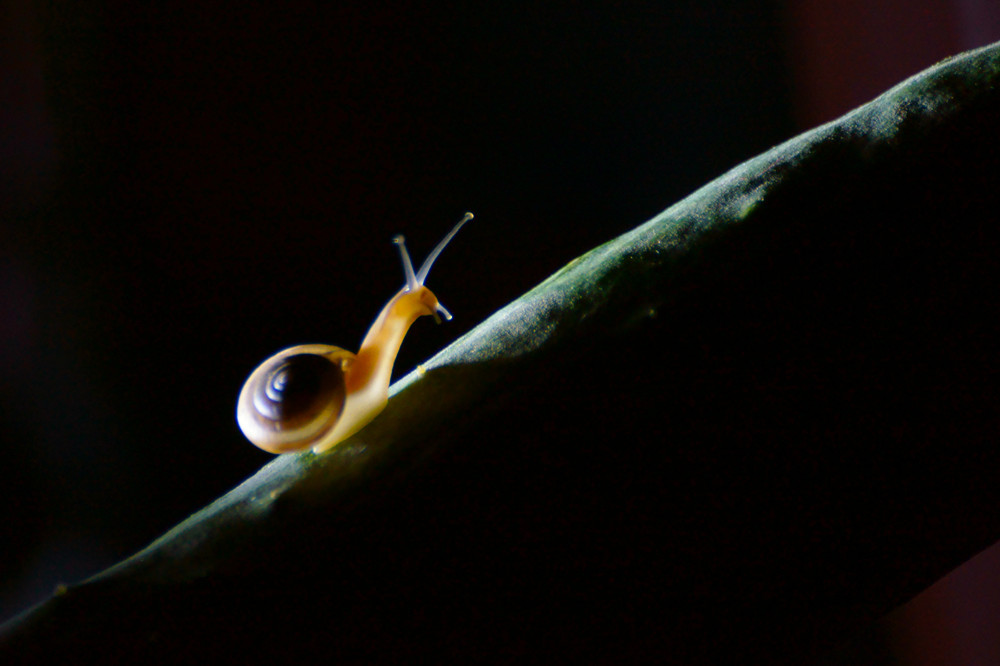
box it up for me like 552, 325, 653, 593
2, 0, 998, 662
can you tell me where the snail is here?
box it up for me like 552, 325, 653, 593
237, 212, 473, 454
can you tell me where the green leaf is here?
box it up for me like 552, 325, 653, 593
5, 41, 1000, 665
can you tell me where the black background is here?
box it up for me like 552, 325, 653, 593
2, 1, 995, 662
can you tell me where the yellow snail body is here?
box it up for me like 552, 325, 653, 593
237, 212, 473, 454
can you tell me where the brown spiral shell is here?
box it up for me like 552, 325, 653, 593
236, 344, 354, 454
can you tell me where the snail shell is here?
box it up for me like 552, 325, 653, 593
237, 344, 354, 454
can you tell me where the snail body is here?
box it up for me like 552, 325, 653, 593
237, 213, 473, 454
